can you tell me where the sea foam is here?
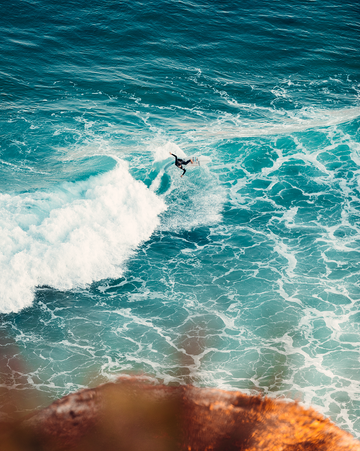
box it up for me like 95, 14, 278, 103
0, 160, 166, 314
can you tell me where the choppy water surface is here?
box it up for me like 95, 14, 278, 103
1, 0, 360, 437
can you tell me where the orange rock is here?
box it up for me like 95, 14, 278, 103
3, 376, 360, 451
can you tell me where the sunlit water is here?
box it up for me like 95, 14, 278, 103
1, 0, 360, 437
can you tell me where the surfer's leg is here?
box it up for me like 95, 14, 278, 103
170, 153, 179, 166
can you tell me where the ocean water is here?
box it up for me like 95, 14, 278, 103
1, 0, 360, 437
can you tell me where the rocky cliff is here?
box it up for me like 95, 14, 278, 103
2, 376, 360, 451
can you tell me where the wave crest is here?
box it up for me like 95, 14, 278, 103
0, 160, 166, 314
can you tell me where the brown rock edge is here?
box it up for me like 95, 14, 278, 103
3, 375, 360, 451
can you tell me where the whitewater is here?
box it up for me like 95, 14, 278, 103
0, 158, 166, 313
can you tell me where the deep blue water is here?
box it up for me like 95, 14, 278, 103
1, 0, 360, 437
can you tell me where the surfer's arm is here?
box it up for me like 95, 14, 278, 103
181, 167, 186, 177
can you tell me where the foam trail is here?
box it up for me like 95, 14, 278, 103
189, 106, 360, 140
0, 160, 166, 314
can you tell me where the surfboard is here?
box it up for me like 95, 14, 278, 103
188, 156, 211, 167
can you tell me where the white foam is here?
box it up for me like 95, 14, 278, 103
151, 142, 187, 162
270, 232, 297, 279
0, 160, 166, 314
189, 106, 360, 140
160, 170, 226, 231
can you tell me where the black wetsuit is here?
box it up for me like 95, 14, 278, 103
170, 153, 191, 176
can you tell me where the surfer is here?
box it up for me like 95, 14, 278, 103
169, 152, 193, 177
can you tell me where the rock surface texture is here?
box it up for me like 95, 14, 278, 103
4, 376, 360, 451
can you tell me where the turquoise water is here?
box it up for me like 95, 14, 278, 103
1, 0, 360, 437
